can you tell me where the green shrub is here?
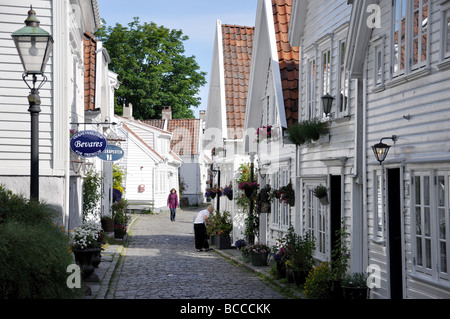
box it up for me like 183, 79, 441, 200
303, 262, 332, 299
0, 185, 82, 298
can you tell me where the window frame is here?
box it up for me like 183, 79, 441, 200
411, 169, 450, 283
391, 0, 431, 79
270, 165, 291, 231
372, 169, 387, 242
304, 180, 328, 261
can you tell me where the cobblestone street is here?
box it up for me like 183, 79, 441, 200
106, 208, 286, 299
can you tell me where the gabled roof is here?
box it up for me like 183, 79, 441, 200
121, 123, 164, 161
144, 118, 201, 156
222, 24, 254, 139
272, 0, 299, 127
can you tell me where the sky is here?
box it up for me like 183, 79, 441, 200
97, 0, 258, 118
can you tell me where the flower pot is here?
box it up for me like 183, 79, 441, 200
210, 192, 216, 199
73, 248, 100, 281
250, 252, 268, 266
343, 286, 369, 299
226, 193, 233, 200
318, 195, 329, 205
293, 270, 309, 287
241, 252, 251, 263
91, 248, 102, 268
327, 279, 344, 299
260, 202, 270, 214
244, 188, 255, 198
101, 218, 114, 233
214, 235, 232, 250
276, 261, 286, 278
286, 268, 295, 284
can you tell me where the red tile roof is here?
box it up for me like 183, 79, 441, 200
84, 32, 97, 111
272, 0, 299, 127
144, 119, 201, 156
222, 24, 254, 139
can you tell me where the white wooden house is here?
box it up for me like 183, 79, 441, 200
288, 0, 366, 274
346, 0, 450, 299
244, 0, 298, 245
0, 0, 117, 230
204, 20, 254, 241
145, 107, 210, 206
114, 106, 181, 213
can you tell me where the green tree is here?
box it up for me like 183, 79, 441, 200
96, 18, 206, 119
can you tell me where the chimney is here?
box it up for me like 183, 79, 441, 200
162, 106, 172, 120
123, 103, 133, 119
199, 110, 206, 122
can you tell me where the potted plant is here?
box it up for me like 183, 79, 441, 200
101, 215, 114, 233
223, 184, 233, 200
256, 184, 272, 214
304, 262, 333, 299
70, 222, 102, 280
313, 185, 329, 205
283, 227, 315, 287
247, 242, 270, 266
235, 239, 249, 263
207, 211, 233, 249
272, 239, 290, 279
238, 181, 259, 199
286, 118, 329, 146
112, 199, 129, 239
342, 273, 370, 299
278, 181, 295, 206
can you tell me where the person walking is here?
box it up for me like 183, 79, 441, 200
167, 188, 179, 222
193, 205, 214, 252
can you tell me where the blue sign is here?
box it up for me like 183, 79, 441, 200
97, 144, 124, 162
70, 130, 107, 158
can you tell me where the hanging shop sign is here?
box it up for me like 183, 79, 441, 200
97, 144, 124, 162
70, 130, 107, 158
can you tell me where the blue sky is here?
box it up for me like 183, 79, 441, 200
97, 0, 258, 118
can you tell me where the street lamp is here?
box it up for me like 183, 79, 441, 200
372, 135, 398, 164
321, 93, 334, 118
11, 7, 54, 201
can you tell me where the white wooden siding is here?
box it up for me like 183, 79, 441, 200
0, 1, 54, 175
364, 0, 450, 299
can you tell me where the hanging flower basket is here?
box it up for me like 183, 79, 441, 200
222, 185, 233, 200
239, 182, 259, 199
256, 184, 272, 214
313, 185, 329, 205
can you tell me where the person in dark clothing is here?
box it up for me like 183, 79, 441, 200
193, 205, 214, 252
167, 188, 179, 221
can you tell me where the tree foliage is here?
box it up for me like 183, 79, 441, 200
96, 17, 207, 119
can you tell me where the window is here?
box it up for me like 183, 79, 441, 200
374, 41, 385, 87
270, 166, 291, 230
411, 0, 428, 69
392, 0, 430, 76
307, 58, 316, 120
373, 170, 386, 241
322, 49, 331, 97
305, 183, 327, 259
412, 171, 450, 282
393, 0, 407, 75
338, 41, 349, 113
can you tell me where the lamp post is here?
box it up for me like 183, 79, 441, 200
321, 93, 334, 118
372, 135, 398, 165
249, 152, 256, 245
11, 7, 54, 201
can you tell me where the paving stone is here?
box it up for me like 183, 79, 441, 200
106, 208, 286, 299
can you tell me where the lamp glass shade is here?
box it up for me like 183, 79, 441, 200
322, 93, 334, 115
11, 8, 53, 75
372, 142, 390, 164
